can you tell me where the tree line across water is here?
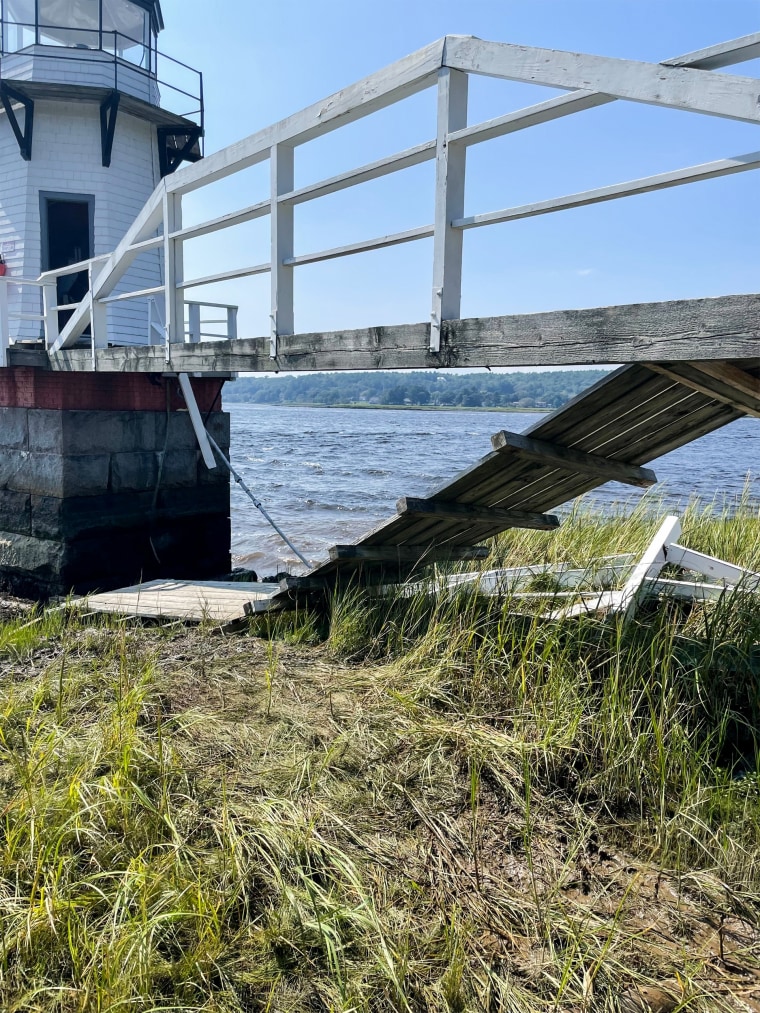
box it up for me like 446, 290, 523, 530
228, 369, 611, 410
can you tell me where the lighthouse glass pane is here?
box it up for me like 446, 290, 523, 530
4, 0, 35, 50
38, 0, 99, 49
103, 0, 150, 68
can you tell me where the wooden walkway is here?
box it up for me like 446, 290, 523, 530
80, 580, 281, 623
280, 359, 757, 594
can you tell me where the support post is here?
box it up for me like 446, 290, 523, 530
187, 302, 201, 343
227, 305, 238, 341
178, 372, 217, 470
42, 280, 58, 349
90, 265, 108, 370
162, 189, 185, 359
270, 143, 295, 359
0, 278, 9, 368
431, 67, 468, 352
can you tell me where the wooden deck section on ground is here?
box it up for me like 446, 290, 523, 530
279, 359, 757, 595
79, 580, 281, 623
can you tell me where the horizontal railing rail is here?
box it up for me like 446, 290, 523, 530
2, 31, 756, 369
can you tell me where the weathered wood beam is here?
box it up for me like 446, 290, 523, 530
328, 544, 491, 563
443, 37, 760, 124
644, 362, 760, 418
491, 430, 658, 488
13, 294, 759, 374
396, 497, 560, 529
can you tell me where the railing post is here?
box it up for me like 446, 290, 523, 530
227, 305, 238, 341
89, 264, 108, 369
187, 301, 201, 343
431, 67, 468, 353
42, 279, 58, 349
270, 143, 294, 359
0, 278, 9, 368
162, 188, 185, 357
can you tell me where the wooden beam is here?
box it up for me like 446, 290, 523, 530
284, 225, 434, 268
271, 143, 295, 357
179, 262, 270, 291
453, 151, 760, 230
328, 544, 491, 563
281, 140, 436, 206
17, 295, 760, 374
448, 34, 760, 149
689, 361, 760, 401
491, 430, 658, 488
396, 497, 560, 529
171, 199, 271, 243
443, 37, 760, 124
644, 362, 760, 418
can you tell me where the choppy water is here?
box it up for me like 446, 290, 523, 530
226, 403, 760, 576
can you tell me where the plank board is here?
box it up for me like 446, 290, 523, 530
79, 580, 282, 622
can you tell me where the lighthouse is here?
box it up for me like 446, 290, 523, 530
0, 0, 203, 344
0, 1, 231, 599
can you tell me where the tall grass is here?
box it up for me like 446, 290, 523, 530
1, 496, 759, 1010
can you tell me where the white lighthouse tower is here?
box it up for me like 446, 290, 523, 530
0, 0, 203, 343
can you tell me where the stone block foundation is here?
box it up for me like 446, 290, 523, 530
0, 370, 230, 598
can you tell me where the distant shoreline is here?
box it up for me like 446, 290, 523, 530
224, 402, 553, 413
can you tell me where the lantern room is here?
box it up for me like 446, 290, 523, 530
2, 0, 162, 72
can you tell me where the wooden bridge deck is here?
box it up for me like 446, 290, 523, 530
280, 359, 758, 593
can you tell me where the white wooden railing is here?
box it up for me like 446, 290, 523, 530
0, 262, 238, 366
1, 31, 759, 367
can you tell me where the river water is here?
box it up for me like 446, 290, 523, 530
226, 403, 760, 576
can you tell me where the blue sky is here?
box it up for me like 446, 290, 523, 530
156, 0, 759, 339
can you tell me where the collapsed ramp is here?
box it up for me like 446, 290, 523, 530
276, 360, 758, 598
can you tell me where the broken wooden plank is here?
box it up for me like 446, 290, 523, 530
491, 430, 657, 488
396, 496, 560, 529
328, 544, 491, 563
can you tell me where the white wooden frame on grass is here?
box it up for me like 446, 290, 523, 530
15, 30, 757, 364
395, 514, 760, 624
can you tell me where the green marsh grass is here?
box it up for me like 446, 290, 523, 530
1, 495, 760, 1010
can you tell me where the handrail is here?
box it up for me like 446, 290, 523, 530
38, 255, 110, 282
11, 30, 756, 364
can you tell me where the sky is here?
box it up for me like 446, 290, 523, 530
154, 0, 759, 341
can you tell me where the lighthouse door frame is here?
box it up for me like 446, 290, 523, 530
39, 190, 95, 330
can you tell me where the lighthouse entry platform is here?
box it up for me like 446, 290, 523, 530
1, 30, 760, 596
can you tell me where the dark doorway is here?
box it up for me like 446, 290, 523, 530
40, 193, 94, 331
